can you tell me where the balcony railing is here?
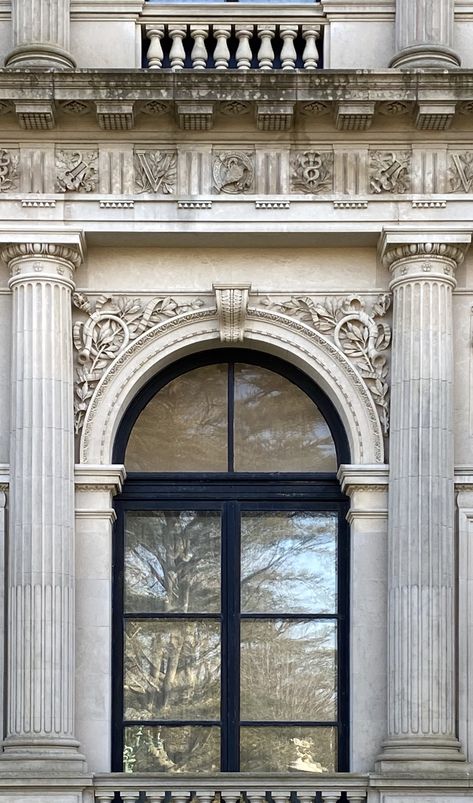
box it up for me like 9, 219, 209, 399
141, 4, 324, 70
93, 774, 369, 803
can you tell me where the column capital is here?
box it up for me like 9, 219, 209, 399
378, 230, 471, 286
1, 233, 85, 288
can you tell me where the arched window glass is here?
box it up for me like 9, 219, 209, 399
125, 362, 336, 472
114, 351, 349, 776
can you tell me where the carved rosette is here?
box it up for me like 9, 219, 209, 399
214, 284, 251, 343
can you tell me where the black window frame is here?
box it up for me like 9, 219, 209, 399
112, 348, 350, 773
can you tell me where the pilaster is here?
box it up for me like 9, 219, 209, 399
1, 236, 86, 774
391, 0, 460, 69
338, 465, 389, 771
5, 0, 75, 69
376, 231, 471, 774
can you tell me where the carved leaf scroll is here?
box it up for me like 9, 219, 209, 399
134, 150, 177, 194
73, 293, 205, 434
0, 149, 19, 191
258, 293, 392, 434
291, 151, 333, 193
369, 150, 410, 194
56, 150, 98, 192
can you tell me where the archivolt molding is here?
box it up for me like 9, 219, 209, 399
78, 294, 386, 466
251, 293, 392, 435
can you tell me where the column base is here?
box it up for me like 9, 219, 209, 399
390, 44, 461, 70
4, 43, 76, 70
0, 736, 88, 775
376, 736, 468, 775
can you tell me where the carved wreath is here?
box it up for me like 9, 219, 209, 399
258, 293, 392, 434
73, 293, 205, 433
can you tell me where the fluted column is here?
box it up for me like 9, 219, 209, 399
377, 232, 471, 773
1, 239, 86, 773
5, 0, 75, 69
391, 0, 460, 69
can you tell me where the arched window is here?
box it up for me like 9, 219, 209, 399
112, 350, 350, 774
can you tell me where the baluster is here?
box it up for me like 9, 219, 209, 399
146, 25, 165, 69
190, 25, 209, 69
321, 794, 341, 803
235, 26, 253, 70
302, 25, 321, 70
148, 793, 166, 803
95, 794, 115, 803
280, 26, 298, 70
213, 25, 231, 69
257, 25, 275, 70
169, 25, 187, 70
120, 793, 141, 803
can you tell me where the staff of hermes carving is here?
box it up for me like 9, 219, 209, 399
73, 287, 390, 463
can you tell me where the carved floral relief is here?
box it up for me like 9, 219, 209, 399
448, 152, 473, 192
256, 293, 392, 434
73, 293, 206, 433
0, 149, 19, 191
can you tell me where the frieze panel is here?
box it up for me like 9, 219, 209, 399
213, 150, 255, 194
448, 152, 473, 193
72, 292, 209, 434
254, 293, 392, 434
56, 149, 98, 193
134, 149, 177, 194
369, 150, 411, 194
0, 149, 19, 192
291, 151, 333, 194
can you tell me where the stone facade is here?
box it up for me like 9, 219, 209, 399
2, 1, 473, 802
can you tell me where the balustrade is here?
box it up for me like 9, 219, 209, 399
94, 776, 368, 803
145, 20, 322, 70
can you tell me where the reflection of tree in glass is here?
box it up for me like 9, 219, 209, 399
125, 725, 220, 773
240, 726, 336, 773
125, 620, 220, 721
241, 620, 336, 722
241, 512, 337, 613
125, 511, 221, 612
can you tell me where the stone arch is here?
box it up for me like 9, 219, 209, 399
79, 309, 385, 466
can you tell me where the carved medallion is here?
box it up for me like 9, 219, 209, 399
56, 150, 98, 192
213, 151, 254, 194
291, 151, 333, 193
369, 150, 411, 194
134, 150, 177, 194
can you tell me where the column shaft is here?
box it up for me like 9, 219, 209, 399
2, 242, 85, 772
378, 236, 470, 772
6, 0, 75, 69
391, 0, 460, 69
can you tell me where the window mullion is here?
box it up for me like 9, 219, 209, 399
221, 499, 240, 771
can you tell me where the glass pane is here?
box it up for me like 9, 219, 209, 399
125, 510, 221, 613
240, 620, 337, 721
241, 511, 337, 614
240, 726, 336, 773
124, 620, 220, 720
234, 364, 337, 472
124, 725, 220, 773
125, 364, 228, 471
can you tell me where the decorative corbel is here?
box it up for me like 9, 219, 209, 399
213, 283, 251, 343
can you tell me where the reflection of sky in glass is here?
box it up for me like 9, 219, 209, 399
125, 511, 221, 613
241, 512, 337, 613
234, 364, 337, 472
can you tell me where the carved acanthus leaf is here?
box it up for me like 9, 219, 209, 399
256, 293, 392, 434
73, 293, 206, 434
448, 152, 473, 193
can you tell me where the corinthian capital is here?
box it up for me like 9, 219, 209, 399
378, 231, 471, 286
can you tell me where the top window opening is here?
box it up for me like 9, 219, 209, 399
122, 354, 346, 473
